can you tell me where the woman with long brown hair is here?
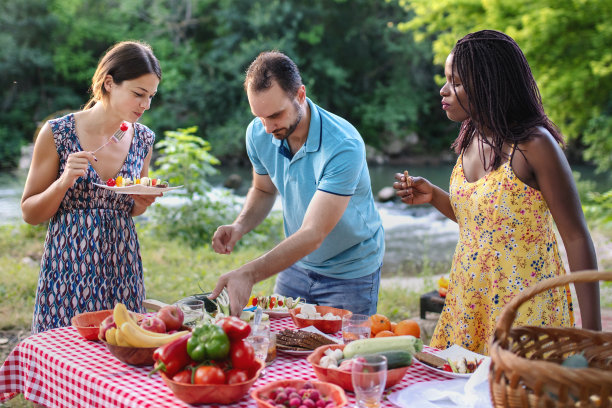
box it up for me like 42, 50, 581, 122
22, 41, 162, 333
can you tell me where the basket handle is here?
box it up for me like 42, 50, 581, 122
493, 270, 612, 344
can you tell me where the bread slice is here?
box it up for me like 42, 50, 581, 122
415, 351, 447, 368
276, 329, 336, 350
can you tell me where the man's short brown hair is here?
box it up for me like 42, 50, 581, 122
244, 51, 303, 97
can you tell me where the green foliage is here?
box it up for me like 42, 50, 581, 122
148, 126, 284, 248
2, 0, 452, 169
154, 126, 220, 197
398, 0, 612, 169
583, 189, 612, 226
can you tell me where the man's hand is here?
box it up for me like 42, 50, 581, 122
211, 224, 243, 254
208, 268, 255, 316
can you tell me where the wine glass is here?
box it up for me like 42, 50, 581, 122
351, 354, 388, 408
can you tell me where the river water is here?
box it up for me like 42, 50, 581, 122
3, 162, 610, 277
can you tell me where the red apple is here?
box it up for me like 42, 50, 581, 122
157, 305, 184, 331
139, 316, 167, 333
98, 315, 116, 341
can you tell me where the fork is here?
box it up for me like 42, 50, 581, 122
92, 122, 129, 154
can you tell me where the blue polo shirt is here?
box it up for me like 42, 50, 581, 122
245, 98, 384, 279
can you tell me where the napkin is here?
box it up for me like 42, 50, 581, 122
387, 359, 493, 408
300, 325, 342, 344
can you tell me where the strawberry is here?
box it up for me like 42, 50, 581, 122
106, 178, 116, 186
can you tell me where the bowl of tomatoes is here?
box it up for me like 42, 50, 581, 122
158, 316, 265, 404
161, 359, 264, 404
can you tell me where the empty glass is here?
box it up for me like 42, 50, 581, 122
176, 299, 204, 327
247, 322, 270, 375
352, 354, 388, 408
342, 314, 371, 344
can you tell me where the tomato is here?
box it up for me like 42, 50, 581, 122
218, 316, 251, 341
194, 366, 226, 385
230, 340, 256, 369
172, 369, 192, 384
269, 296, 276, 308
213, 359, 231, 371
225, 368, 249, 384
106, 178, 116, 187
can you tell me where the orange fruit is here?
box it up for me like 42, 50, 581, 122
390, 322, 397, 332
370, 314, 391, 335
394, 319, 420, 338
375, 330, 396, 338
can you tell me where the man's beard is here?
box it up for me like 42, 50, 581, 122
272, 100, 303, 140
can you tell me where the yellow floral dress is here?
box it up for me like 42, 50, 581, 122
430, 155, 574, 354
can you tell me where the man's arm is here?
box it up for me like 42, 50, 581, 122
210, 189, 351, 315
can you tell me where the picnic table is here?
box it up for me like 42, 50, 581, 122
0, 316, 451, 407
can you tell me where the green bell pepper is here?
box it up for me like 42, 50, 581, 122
186, 323, 230, 362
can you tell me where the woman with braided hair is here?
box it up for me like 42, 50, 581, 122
393, 30, 600, 354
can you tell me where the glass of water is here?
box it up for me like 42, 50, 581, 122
247, 322, 270, 375
351, 354, 388, 408
342, 314, 371, 344
176, 299, 204, 327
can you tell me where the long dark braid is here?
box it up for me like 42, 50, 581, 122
450, 30, 564, 170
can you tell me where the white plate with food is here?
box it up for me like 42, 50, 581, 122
277, 348, 315, 356
262, 309, 291, 318
94, 184, 182, 195
414, 345, 489, 378
249, 294, 302, 318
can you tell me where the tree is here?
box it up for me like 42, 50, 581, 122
398, 0, 612, 172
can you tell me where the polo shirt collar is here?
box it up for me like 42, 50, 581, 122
271, 98, 322, 160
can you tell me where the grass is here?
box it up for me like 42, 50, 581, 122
0, 223, 423, 332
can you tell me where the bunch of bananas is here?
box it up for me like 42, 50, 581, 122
105, 303, 189, 348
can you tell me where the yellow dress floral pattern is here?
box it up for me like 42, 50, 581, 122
430, 156, 574, 354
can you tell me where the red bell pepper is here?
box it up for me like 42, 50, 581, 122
148, 333, 193, 378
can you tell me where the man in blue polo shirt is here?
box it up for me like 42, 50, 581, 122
210, 51, 384, 316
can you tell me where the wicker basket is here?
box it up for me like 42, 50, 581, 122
489, 270, 612, 408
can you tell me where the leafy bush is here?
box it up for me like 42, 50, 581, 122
148, 126, 283, 247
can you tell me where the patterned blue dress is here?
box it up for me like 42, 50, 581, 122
32, 113, 154, 333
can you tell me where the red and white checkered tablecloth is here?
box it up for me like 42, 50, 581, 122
1, 317, 451, 407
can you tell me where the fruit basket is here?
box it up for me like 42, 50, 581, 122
161, 359, 264, 404
102, 340, 157, 366
307, 344, 410, 392
489, 270, 612, 408
289, 305, 350, 334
